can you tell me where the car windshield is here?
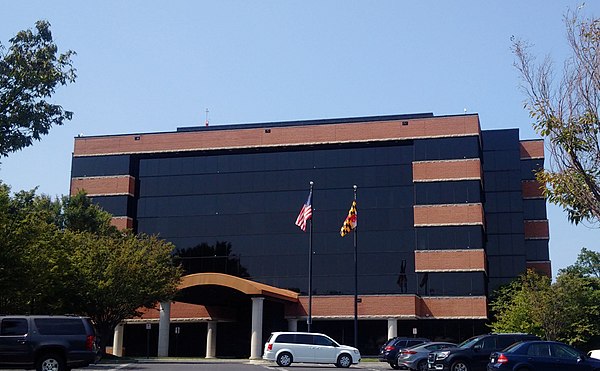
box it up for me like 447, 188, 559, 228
457, 336, 483, 349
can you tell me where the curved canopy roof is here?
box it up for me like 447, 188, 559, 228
179, 272, 299, 302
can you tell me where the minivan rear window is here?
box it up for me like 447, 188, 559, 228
34, 318, 85, 335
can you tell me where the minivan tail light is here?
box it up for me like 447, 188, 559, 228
267, 344, 273, 351
497, 354, 508, 364
85, 335, 95, 351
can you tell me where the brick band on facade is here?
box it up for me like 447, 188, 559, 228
520, 140, 544, 159
71, 176, 136, 197
414, 250, 486, 272
413, 203, 485, 226
73, 115, 481, 157
524, 220, 550, 239
412, 159, 482, 182
522, 180, 545, 199
285, 295, 487, 319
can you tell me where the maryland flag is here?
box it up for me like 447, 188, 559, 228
340, 200, 357, 237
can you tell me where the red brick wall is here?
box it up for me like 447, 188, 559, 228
524, 220, 549, 239
520, 140, 544, 159
71, 176, 136, 196
413, 204, 484, 226
526, 261, 552, 277
522, 180, 544, 199
110, 216, 133, 230
413, 159, 482, 182
415, 250, 486, 272
285, 295, 487, 319
73, 115, 481, 156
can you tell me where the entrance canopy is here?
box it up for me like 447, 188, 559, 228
179, 272, 299, 303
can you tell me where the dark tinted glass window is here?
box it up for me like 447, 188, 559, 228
295, 334, 313, 345
275, 334, 294, 343
481, 129, 520, 152
483, 171, 522, 192
314, 335, 334, 346
416, 226, 484, 250
478, 336, 496, 350
90, 195, 133, 216
524, 240, 549, 261
523, 199, 547, 219
527, 343, 551, 356
415, 181, 481, 204
417, 272, 485, 296
414, 136, 480, 161
0, 318, 27, 335
35, 318, 85, 335
551, 344, 579, 359
497, 336, 518, 349
521, 159, 544, 180
71, 155, 131, 177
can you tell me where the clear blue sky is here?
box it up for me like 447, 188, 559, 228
1, 1, 598, 277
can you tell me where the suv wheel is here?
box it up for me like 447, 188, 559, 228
390, 361, 400, 369
336, 353, 352, 368
276, 351, 293, 367
450, 360, 470, 371
37, 352, 65, 371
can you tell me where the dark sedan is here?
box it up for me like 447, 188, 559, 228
488, 340, 600, 371
396, 341, 456, 371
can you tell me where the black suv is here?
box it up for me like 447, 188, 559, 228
0, 315, 98, 371
379, 337, 430, 369
427, 333, 538, 371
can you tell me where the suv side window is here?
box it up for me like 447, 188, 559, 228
407, 340, 422, 347
497, 336, 517, 350
0, 318, 28, 336
477, 336, 496, 351
34, 318, 85, 335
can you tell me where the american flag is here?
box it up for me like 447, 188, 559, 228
295, 190, 313, 232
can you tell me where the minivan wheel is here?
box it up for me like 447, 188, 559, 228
276, 352, 293, 367
450, 360, 469, 371
336, 353, 352, 368
37, 352, 65, 371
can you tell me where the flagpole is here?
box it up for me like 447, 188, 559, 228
308, 181, 314, 332
353, 184, 358, 348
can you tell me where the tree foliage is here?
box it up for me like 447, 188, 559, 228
513, 10, 600, 224
0, 20, 76, 157
490, 252, 600, 348
0, 185, 182, 351
66, 230, 182, 351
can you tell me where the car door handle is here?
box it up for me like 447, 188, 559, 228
17, 339, 27, 344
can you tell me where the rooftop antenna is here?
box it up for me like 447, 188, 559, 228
205, 108, 209, 127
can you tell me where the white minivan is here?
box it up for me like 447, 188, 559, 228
263, 331, 361, 368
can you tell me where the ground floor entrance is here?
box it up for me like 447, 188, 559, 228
108, 273, 488, 358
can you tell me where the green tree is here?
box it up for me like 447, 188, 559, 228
0, 187, 182, 352
490, 268, 599, 347
512, 11, 600, 224
66, 231, 182, 352
560, 247, 600, 278
0, 20, 76, 157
